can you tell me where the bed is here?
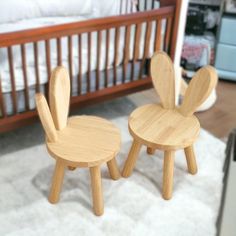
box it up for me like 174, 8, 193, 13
0, 0, 182, 133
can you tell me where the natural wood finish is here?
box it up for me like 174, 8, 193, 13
147, 147, 155, 155
105, 29, 110, 88
154, 20, 162, 51
7, 47, 17, 114
179, 66, 218, 117
35, 93, 58, 142
162, 150, 175, 200
107, 158, 121, 180
96, 30, 102, 90
48, 160, 65, 203
150, 51, 175, 109
78, 34, 82, 94
129, 104, 200, 150
21, 44, 30, 110
68, 35, 73, 90
33, 42, 40, 93
87, 32, 91, 92
57, 37, 62, 66
139, 21, 152, 79
47, 115, 121, 167
122, 139, 142, 177
0, 77, 6, 117
123, 25, 131, 83
114, 27, 120, 85
184, 145, 198, 175
90, 166, 104, 216
123, 52, 217, 199
36, 67, 121, 215
49, 67, 70, 130
68, 166, 76, 171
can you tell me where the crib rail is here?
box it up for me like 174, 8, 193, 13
0, 0, 181, 133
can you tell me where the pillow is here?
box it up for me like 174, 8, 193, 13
0, 0, 93, 24
93, 0, 137, 17
37, 0, 93, 17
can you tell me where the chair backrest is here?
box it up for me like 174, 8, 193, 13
150, 51, 175, 109
150, 51, 218, 116
49, 66, 70, 130
35, 66, 70, 141
179, 65, 218, 116
35, 93, 58, 142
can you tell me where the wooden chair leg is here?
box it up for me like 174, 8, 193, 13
147, 147, 155, 155
48, 160, 65, 204
162, 150, 175, 200
68, 166, 76, 171
107, 158, 121, 180
122, 139, 142, 178
90, 166, 104, 216
184, 145, 198, 175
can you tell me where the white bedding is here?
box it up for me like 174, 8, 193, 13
0, 17, 165, 94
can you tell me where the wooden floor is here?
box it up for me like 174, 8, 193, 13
128, 80, 236, 139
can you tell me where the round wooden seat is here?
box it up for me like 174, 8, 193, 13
47, 115, 121, 167
129, 104, 200, 150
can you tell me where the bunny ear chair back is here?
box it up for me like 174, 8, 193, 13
122, 51, 218, 200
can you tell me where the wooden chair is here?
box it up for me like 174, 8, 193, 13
35, 67, 121, 216
122, 51, 218, 200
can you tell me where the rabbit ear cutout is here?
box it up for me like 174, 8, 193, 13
150, 51, 175, 109
49, 66, 70, 130
179, 66, 218, 117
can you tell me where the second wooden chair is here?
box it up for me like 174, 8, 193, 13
122, 51, 218, 200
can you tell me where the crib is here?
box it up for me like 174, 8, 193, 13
0, 0, 182, 133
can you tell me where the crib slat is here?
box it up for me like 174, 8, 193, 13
45, 40, 51, 97
33, 42, 40, 93
154, 20, 162, 52
139, 21, 152, 79
123, 25, 131, 83
96, 31, 101, 90
57, 38, 62, 66
78, 34, 82, 94
87, 32, 91, 92
0, 77, 7, 117
21, 44, 30, 110
105, 29, 110, 88
131, 24, 142, 81
68, 35, 73, 92
113, 27, 120, 86
164, 17, 173, 52
7, 47, 17, 114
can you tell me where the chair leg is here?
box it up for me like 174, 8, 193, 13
122, 139, 142, 178
162, 150, 175, 200
48, 159, 65, 204
147, 147, 155, 155
107, 158, 121, 180
68, 166, 76, 171
184, 145, 198, 175
90, 166, 104, 216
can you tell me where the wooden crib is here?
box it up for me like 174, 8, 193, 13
0, 0, 182, 133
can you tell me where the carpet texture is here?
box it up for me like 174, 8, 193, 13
0, 117, 225, 236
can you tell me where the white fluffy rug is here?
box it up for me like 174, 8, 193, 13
0, 117, 225, 236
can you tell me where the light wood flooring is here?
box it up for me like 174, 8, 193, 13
128, 80, 236, 139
